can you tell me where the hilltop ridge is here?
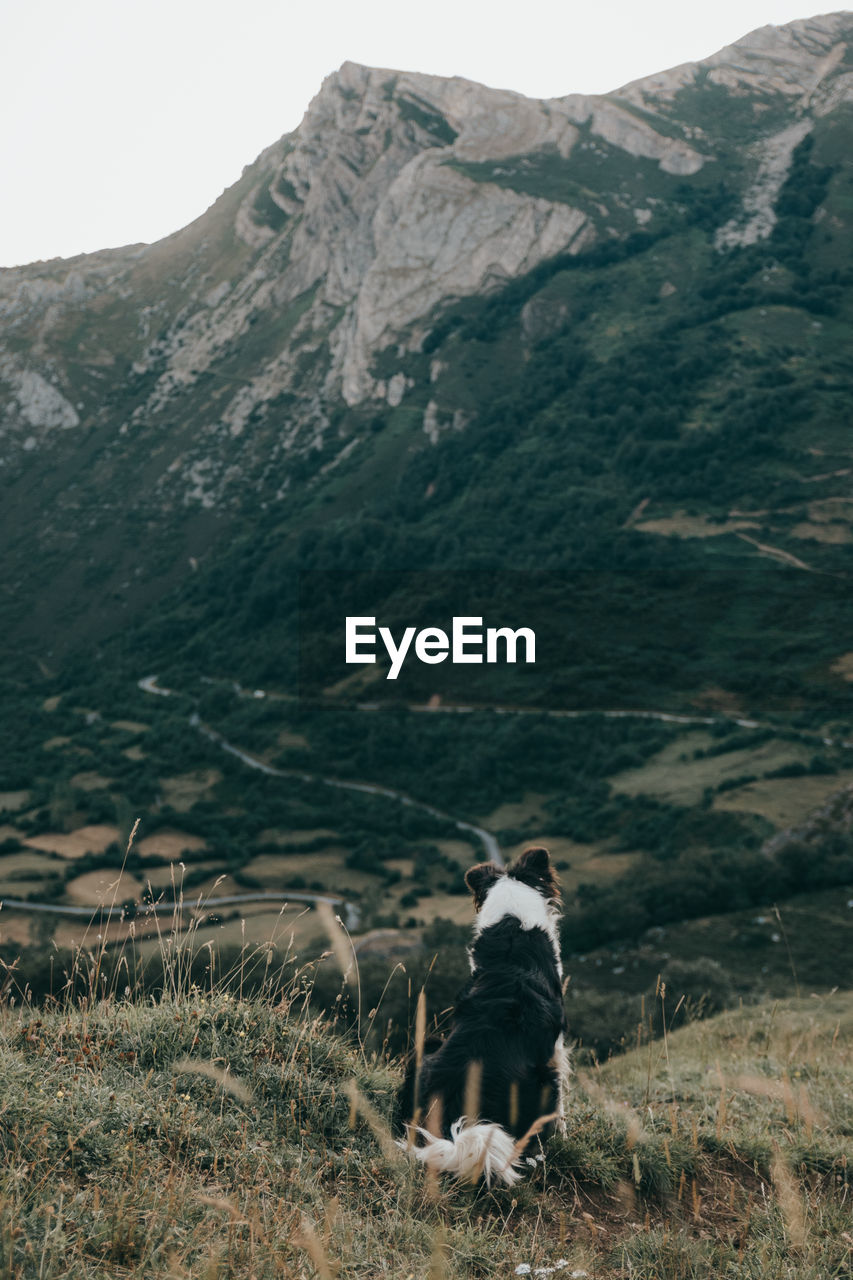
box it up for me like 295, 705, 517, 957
0, 981, 850, 1276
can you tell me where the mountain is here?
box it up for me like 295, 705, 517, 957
2, 18, 853, 1118
1, 13, 852, 694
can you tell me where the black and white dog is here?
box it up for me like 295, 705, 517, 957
399, 847, 568, 1186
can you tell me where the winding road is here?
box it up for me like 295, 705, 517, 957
142, 675, 503, 866
0, 890, 357, 930
1, 678, 505, 940
6, 672, 848, 942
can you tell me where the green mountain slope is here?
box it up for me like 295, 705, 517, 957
0, 14, 851, 690
121, 104, 853, 715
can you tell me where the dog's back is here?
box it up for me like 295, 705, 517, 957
398, 848, 567, 1186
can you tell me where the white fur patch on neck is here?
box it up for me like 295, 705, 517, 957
472, 876, 562, 976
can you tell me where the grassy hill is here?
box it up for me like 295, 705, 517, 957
0, 959, 850, 1278
2, 31, 853, 1236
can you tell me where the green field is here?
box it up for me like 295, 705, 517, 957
1, 671, 851, 1062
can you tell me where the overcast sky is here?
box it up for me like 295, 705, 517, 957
0, 0, 830, 267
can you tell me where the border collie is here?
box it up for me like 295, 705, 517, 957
399, 846, 568, 1186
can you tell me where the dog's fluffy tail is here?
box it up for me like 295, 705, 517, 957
403, 1117, 523, 1187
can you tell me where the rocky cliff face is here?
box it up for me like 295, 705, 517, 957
1, 13, 852, 655
3, 16, 851, 479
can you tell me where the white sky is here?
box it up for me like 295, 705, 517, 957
0, 0, 830, 267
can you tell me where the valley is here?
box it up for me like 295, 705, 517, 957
1, 659, 851, 1055
0, 11, 852, 1059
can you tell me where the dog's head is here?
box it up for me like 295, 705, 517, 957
464, 847, 561, 913
464, 847, 562, 969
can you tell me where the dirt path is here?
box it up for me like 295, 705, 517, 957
191, 715, 504, 867
736, 532, 814, 571
0, 888, 359, 931
137, 674, 503, 865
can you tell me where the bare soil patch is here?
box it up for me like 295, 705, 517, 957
66, 869, 144, 906
53, 915, 163, 949
159, 769, 222, 812
0, 914, 35, 946
636, 512, 758, 539
0, 880, 48, 898
163, 871, 242, 899
807, 496, 853, 522
477, 792, 550, 830
257, 828, 338, 848
611, 735, 809, 807
0, 791, 30, 813
134, 904, 324, 956
791, 521, 852, 543
434, 839, 481, 868
24, 824, 120, 859
690, 686, 745, 716
713, 768, 853, 826
110, 720, 149, 733
565, 851, 639, 883
140, 859, 227, 890
353, 927, 423, 958
135, 830, 207, 860
390, 886, 474, 927
50, 898, 322, 952
70, 771, 112, 791
384, 856, 415, 877
243, 852, 378, 895
831, 652, 853, 681
0, 850, 63, 883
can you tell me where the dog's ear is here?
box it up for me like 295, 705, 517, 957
509, 846, 561, 901
464, 861, 501, 909
514, 846, 551, 875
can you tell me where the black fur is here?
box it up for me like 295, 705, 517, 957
399, 871, 566, 1145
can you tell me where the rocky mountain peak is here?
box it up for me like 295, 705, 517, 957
1, 13, 852, 508
621, 10, 852, 108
